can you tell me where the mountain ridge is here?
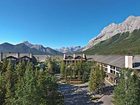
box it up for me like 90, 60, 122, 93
83, 29, 140, 55
83, 16, 140, 51
0, 41, 62, 55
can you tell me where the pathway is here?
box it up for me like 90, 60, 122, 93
58, 83, 94, 105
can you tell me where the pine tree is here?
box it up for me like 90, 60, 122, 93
0, 72, 5, 104
113, 69, 140, 105
60, 61, 65, 78
5, 61, 15, 105
89, 65, 98, 92
0, 62, 2, 72
88, 63, 105, 92
16, 61, 26, 78
81, 62, 91, 82
77, 61, 82, 80
125, 74, 140, 105
22, 62, 39, 105
0, 60, 64, 105
72, 63, 76, 79
113, 70, 126, 105
47, 59, 54, 74
12, 62, 38, 105
2, 59, 8, 73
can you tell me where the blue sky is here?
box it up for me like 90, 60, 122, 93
0, 0, 140, 48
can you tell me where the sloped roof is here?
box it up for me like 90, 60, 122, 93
91, 55, 125, 68
75, 56, 83, 59
65, 55, 73, 59
87, 55, 140, 68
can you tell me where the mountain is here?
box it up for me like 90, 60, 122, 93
0, 41, 62, 55
84, 29, 140, 55
83, 16, 140, 51
56, 46, 82, 54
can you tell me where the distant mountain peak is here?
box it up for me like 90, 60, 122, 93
22, 41, 44, 48
23, 41, 30, 43
22, 41, 33, 47
56, 46, 82, 53
83, 16, 140, 51
23, 41, 31, 44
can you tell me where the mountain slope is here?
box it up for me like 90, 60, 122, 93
84, 29, 140, 55
0, 42, 62, 55
83, 16, 140, 51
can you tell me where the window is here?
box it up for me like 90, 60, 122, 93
103, 64, 107, 68
116, 67, 120, 71
110, 65, 115, 69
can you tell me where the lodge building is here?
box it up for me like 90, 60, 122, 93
0, 52, 49, 63
63, 54, 140, 85
88, 55, 140, 85
63, 54, 87, 64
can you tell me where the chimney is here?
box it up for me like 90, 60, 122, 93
63, 54, 66, 60
83, 54, 86, 59
29, 53, 33, 58
125, 56, 133, 68
73, 54, 76, 59
17, 52, 20, 58
0, 52, 3, 61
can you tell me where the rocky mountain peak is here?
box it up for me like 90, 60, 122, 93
23, 41, 33, 47
22, 41, 44, 49
83, 16, 140, 51
124, 16, 139, 22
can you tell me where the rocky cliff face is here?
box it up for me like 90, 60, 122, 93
83, 16, 140, 51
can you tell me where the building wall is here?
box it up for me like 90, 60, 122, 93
100, 63, 121, 85
125, 56, 133, 68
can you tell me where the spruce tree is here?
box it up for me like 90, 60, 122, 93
5, 61, 15, 105
89, 65, 98, 92
113, 69, 140, 105
113, 70, 126, 105
0, 60, 64, 105
16, 61, 26, 78
77, 61, 82, 80
60, 61, 65, 78
89, 63, 105, 92
0, 72, 5, 104
2, 59, 8, 73
47, 59, 54, 74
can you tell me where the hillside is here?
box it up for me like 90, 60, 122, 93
84, 29, 140, 55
